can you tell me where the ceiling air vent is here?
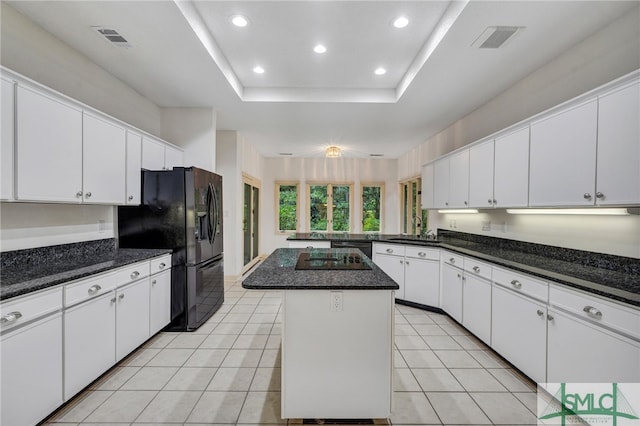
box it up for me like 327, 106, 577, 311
472, 26, 522, 49
369, 154, 384, 157
92, 27, 131, 48
278, 152, 293, 156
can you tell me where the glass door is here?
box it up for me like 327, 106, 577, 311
243, 175, 261, 269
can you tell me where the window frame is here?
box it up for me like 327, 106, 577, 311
275, 181, 300, 234
306, 182, 355, 233
399, 176, 426, 236
360, 182, 385, 233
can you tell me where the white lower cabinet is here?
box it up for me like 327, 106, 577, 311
462, 273, 492, 345
404, 253, 440, 307
374, 253, 405, 299
150, 269, 172, 335
1, 312, 63, 426
64, 291, 117, 399
441, 262, 463, 323
491, 285, 547, 383
116, 279, 150, 361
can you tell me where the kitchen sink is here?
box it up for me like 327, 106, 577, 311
387, 237, 440, 243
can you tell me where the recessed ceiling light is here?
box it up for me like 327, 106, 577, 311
393, 16, 409, 28
231, 15, 248, 27
374, 67, 387, 75
253, 66, 265, 74
314, 44, 327, 54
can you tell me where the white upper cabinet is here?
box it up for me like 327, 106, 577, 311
165, 145, 184, 170
126, 131, 142, 205
1, 77, 14, 200
596, 81, 640, 205
468, 141, 494, 208
16, 85, 83, 202
529, 99, 598, 206
433, 157, 450, 208
448, 149, 470, 208
493, 127, 530, 207
82, 113, 126, 204
421, 163, 435, 209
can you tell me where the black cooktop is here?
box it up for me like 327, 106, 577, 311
295, 252, 372, 270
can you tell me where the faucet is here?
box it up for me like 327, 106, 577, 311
425, 229, 436, 240
412, 216, 423, 236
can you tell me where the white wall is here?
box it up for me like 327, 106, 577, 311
401, 5, 640, 259
261, 157, 400, 253
161, 108, 217, 173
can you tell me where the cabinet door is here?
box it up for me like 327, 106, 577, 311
468, 141, 494, 208
491, 285, 547, 383
126, 131, 142, 205
150, 270, 171, 335
596, 81, 640, 205
116, 279, 150, 361
462, 274, 491, 345
448, 150, 470, 208
1, 313, 63, 426
404, 258, 439, 307
441, 264, 463, 323
64, 292, 116, 400
529, 100, 597, 206
142, 136, 166, 170
82, 113, 126, 204
374, 253, 405, 299
494, 127, 530, 207
16, 86, 82, 202
1, 77, 14, 200
547, 308, 640, 383
421, 163, 435, 209
164, 145, 184, 170
433, 158, 450, 208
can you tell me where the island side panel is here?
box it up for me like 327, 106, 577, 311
281, 289, 394, 419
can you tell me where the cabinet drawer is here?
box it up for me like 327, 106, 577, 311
492, 267, 548, 302
0, 287, 63, 331
463, 258, 493, 281
374, 243, 405, 256
65, 262, 150, 306
442, 251, 463, 267
549, 284, 640, 341
150, 255, 171, 275
288, 240, 331, 249
405, 246, 439, 261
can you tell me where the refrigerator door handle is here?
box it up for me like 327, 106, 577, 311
206, 183, 215, 244
210, 183, 219, 245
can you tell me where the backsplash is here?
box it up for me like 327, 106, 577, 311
438, 229, 640, 276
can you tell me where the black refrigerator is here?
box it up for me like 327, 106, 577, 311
118, 167, 224, 331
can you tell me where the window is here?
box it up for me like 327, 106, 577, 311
308, 183, 353, 232
275, 182, 299, 233
361, 184, 384, 232
400, 177, 428, 236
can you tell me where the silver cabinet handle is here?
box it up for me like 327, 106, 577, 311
583, 305, 603, 319
449, 258, 455, 264
306, 246, 313, 249
119, 294, 125, 300
405, 261, 410, 265
159, 262, 166, 269
1, 311, 23, 324
510, 280, 522, 289
152, 280, 157, 285
386, 248, 393, 253
399, 260, 403, 264
487, 199, 493, 204
472, 266, 480, 273
110, 297, 117, 303
583, 193, 592, 200
85, 192, 92, 198
537, 309, 544, 316
418, 252, 426, 257
547, 314, 554, 321
130, 271, 140, 279
493, 199, 497, 204
445, 202, 449, 206
76, 191, 83, 198
457, 273, 461, 278
88, 284, 102, 295
128, 195, 134, 201
595, 192, 604, 199
462, 276, 466, 281
464, 201, 468, 205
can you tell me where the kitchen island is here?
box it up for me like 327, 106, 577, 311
242, 248, 399, 421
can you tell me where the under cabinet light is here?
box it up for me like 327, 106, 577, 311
437, 209, 479, 214
506, 208, 630, 216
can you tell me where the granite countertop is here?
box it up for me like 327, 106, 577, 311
242, 248, 399, 290
1, 239, 171, 301
287, 231, 640, 307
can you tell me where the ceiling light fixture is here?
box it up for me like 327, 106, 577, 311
325, 146, 341, 158
314, 44, 327, 54
231, 15, 248, 27
393, 16, 409, 28
506, 208, 630, 216
253, 66, 265, 74
374, 68, 387, 75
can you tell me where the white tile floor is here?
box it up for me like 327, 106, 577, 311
45, 281, 540, 425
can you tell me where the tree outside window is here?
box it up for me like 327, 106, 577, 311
276, 182, 299, 232
308, 184, 352, 232
362, 184, 383, 232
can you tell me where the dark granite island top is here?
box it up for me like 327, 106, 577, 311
242, 248, 399, 290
